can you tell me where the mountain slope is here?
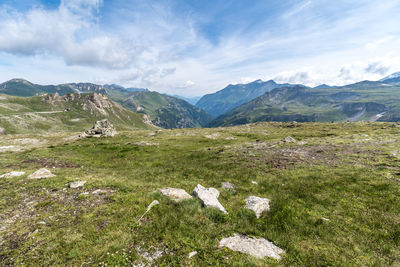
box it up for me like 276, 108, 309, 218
120, 91, 213, 128
379, 72, 400, 85
209, 82, 400, 126
0, 93, 154, 134
0, 79, 106, 97
196, 80, 300, 117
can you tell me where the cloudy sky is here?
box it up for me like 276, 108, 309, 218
0, 0, 399, 96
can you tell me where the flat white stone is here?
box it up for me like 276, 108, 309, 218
193, 184, 227, 214
219, 233, 284, 260
188, 251, 198, 258
158, 188, 192, 201
28, 168, 55, 179
0, 171, 25, 178
245, 196, 270, 218
69, 181, 87, 188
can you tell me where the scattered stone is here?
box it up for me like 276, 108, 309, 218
38, 221, 47, 225
193, 184, 227, 214
158, 188, 192, 201
251, 181, 258, 185
69, 181, 87, 188
0, 171, 25, 178
221, 182, 235, 191
283, 136, 296, 143
80, 119, 117, 138
204, 133, 220, 139
188, 251, 198, 258
322, 217, 330, 221
219, 233, 284, 260
245, 196, 270, 218
92, 189, 110, 195
138, 200, 160, 222
0, 127, 5, 135
28, 168, 55, 179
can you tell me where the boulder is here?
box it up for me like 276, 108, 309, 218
193, 184, 227, 214
158, 188, 192, 201
81, 119, 117, 138
28, 168, 55, 179
219, 233, 284, 260
69, 181, 87, 188
245, 196, 270, 218
0, 171, 25, 178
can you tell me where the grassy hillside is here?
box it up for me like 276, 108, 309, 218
0, 93, 154, 134
120, 91, 213, 128
209, 82, 400, 127
0, 122, 399, 265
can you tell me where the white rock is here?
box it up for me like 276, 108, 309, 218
69, 181, 87, 188
193, 184, 227, 214
283, 136, 296, 143
245, 196, 270, 218
188, 251, 198, 258
251, 180, 258, 185
219, 233, 284, 260
28, 168, 55, 179
0, 171, 25, 178
158, 188, 192, 201
221, 182, 235, 191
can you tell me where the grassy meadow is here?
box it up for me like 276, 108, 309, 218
0, 122, 399, 266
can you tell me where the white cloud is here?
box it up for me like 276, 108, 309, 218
0, 0, 142, 69
365, 36, 395, 49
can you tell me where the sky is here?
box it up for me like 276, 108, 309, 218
0, 0, 400, 97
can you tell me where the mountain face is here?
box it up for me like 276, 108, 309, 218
379, 72, 400, 85
0, 93, 154, 134
0, 79, 106, 97
196, 79, 299, 117
208, 82, 400, 127
120, 91, 213, 129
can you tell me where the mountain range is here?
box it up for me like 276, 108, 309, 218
1, 72, 400, 130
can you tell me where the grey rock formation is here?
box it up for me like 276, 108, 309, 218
28, 168, 55, 179
245, 196, 270, 218
193, 184, 227, 214
219, 233, 284, 260
158, 188, 192, 201
81, 119, 117, 137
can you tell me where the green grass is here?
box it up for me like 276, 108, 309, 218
0, 122, 399, 266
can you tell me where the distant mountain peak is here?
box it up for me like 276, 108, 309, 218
380, 72, 400, 82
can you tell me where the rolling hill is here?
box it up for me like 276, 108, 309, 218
196, 80, 301, 117
208, 81, 400, 126
0, 93, 154, 134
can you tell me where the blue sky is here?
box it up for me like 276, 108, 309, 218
0, 0, 400, 96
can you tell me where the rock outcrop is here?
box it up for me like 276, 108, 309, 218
193, 184, 227, 214
158, 188, 192, 201
245, 196, 270, 218
28, 168, 55, 179
81, 119, 117, 137
219, 233, 284, 260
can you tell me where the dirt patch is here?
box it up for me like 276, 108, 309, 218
21, 158, 81, 169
